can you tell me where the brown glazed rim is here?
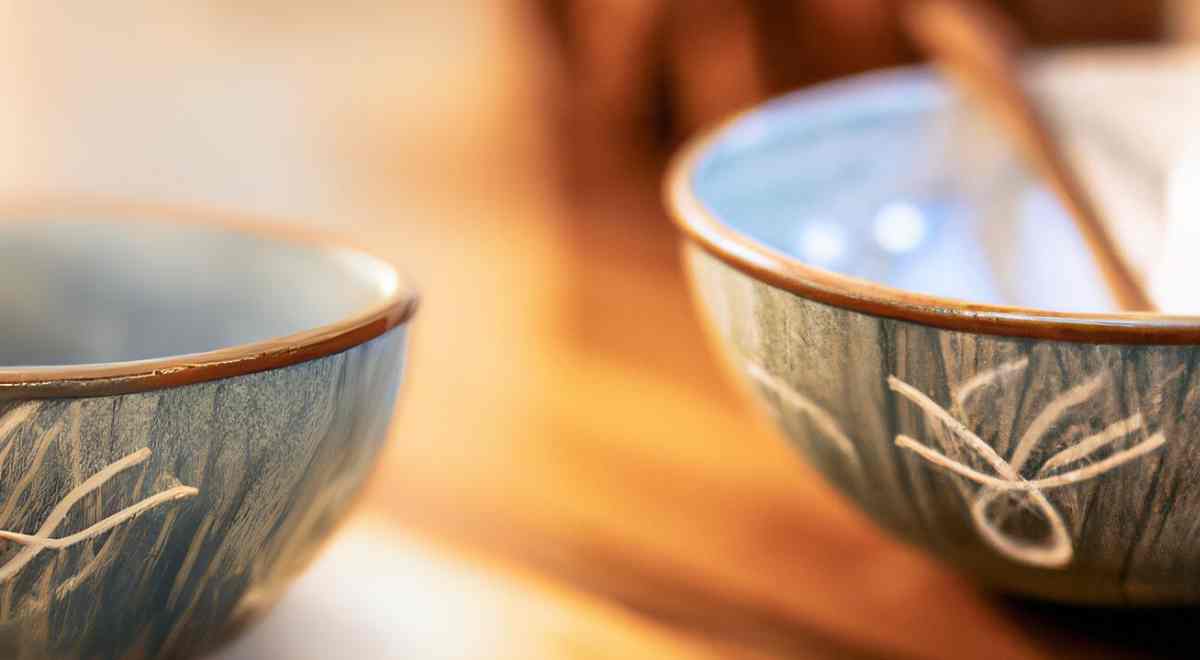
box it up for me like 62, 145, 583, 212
666, 66, 1200, 346
0, 196, 418, 398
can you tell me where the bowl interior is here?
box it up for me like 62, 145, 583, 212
0, 218, 396, 367
689, 69, 1126, 314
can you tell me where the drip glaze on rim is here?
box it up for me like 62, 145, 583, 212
666, 66, 1199, 345
0, 197, 418, 398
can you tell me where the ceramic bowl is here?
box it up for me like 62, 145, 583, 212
0, 201, 416, 658
668, 65, 1200, 605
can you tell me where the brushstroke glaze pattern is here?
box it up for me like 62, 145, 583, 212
688, 245, 1200, 604
0, 328, 406, 659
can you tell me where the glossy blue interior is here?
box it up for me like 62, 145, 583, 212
0, 221, 396, 367
689, 68, 1113, 312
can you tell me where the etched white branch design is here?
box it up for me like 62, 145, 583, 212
744, 361, 864, 476
0, 403, 199, 590
890, 360, 1170, 568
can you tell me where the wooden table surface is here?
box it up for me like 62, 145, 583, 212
2, 3, 1198, 658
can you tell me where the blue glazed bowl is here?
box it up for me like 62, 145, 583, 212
0, 200, 416, 657
668, 65, 1200, 604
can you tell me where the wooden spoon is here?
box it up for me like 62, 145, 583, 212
904, 0, 1157, 312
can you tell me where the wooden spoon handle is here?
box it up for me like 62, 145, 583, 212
905, 0, 1157, 312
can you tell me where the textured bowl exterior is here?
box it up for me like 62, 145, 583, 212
688, 245, 1200, 605
0, 328, 406, 659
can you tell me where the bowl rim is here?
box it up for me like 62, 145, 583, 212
666, 64, 1200, 345
0, 196, 418, 399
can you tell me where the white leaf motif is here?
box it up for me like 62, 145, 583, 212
890, 360, 1172, 568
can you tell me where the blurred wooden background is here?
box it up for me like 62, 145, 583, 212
0, 2, 1195, 658
538, 0, 1165, 404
